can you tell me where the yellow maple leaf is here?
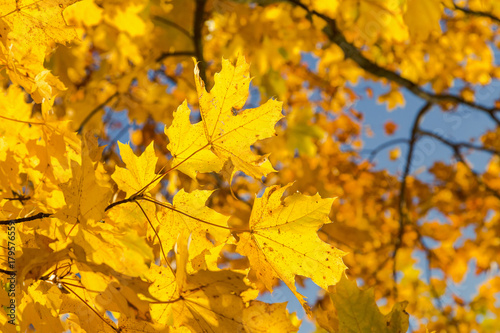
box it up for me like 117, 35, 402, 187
389, 147, 401, 160
404, 0, 442, 41
0, 85, 34, 157
155, 189, 230, 272
166, 55, 283, 179
331, 275, 409, 333
378, 90, 405, 111
243, 301, 300, 332
0, 0, 80, 101
235, 184, 346, 313
55, 135, 111, 226
147, 260, 254, 331
111, 141, 160, 197
0, 0, 80, 58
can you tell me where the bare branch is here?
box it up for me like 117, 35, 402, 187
0, 268, 15, 276
193, 0, 208, 84
0, 212, 52, 225
156, 51, 197, 63
287, 0, 500, 124
418, 129, 500, 155
152, 16, 193, 39
77, 92, 119, 134
452, 3, 500, 24
367, 138, 410, 163
393, 102, 433, 294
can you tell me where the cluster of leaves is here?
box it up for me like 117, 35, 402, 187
1, 0, 500, 332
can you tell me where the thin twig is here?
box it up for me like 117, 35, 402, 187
0, 268, 15, 276
451, 146, 500, 201
452, 3, 500, 24
152, 16, 193, 39
156, 51, 197, 63
416, 231, 462, 331
367, 138, 411, 163
418, 130, 500, 155
193, 0, 208, 84
287, 0, 500, 123
0, 212, 52, 225
77, 92, 119, 134
393, 102, 433, 295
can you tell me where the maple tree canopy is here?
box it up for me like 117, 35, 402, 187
1, 0, 500, 332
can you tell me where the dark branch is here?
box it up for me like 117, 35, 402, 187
104, 197, 137, 212
418, 130, 500, 155
393, 102, 433, 293
193, 0, 208, 84
77, 92, 119, 134
152, 16, 193, 39
0, 268, 16, 276
451, 144, 500, 201
416, 232, 462, 331
416, 129, 500, 199
156, 51, 197, 63
367, 138, 410, 163
453, 3, 500, 24
0, 212, 52, 225
287, 0, 500, 124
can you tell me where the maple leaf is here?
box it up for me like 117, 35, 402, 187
165, 55, 283, 179
148, 253, 254, 332
389, 147, 401, 161
111, 141, 161, 197
235, 184, 346, 313
331, 275, 409, 333
384, 121, 398, 136
404, 0, 442, 41
60, 293, 118, 333
243, 301, 300, 332
19, 283, 66, 333
155, 189, 230, 271
0, 85, 34, 154
0, 0, 80, 100
55, 136, 111, 226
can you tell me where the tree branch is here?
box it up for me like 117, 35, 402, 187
393, 102, 433, 294
156, 51, 197, 64
452, 3, 500, 24
0, 268, 15, 276
287, 0, 500, 125
418, 129, 500, 155
0, 212, 52, 225
193, 0, 208, 84
367, 138, 410, 163
77, 92, 119, 134
416, 232, 462, 331
452, 145, 500, 201
152, 16, 193, 39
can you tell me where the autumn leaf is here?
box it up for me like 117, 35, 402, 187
378, 90, 405, 111
2, 0, 500, 331
235, 184, 346, 312
154, 189, 230, 271
384, 121, 398, 136
0, 0, 80, 100
111, 141, 161, 197
19, 283, 66, 333
331, 275, 409, 333
389, 147, 401, 160
55, 136, 111, 226
148, 258, 254, 331
165, 55, 283, 180
404, 0, 442, 41
243, 301, 300, 332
